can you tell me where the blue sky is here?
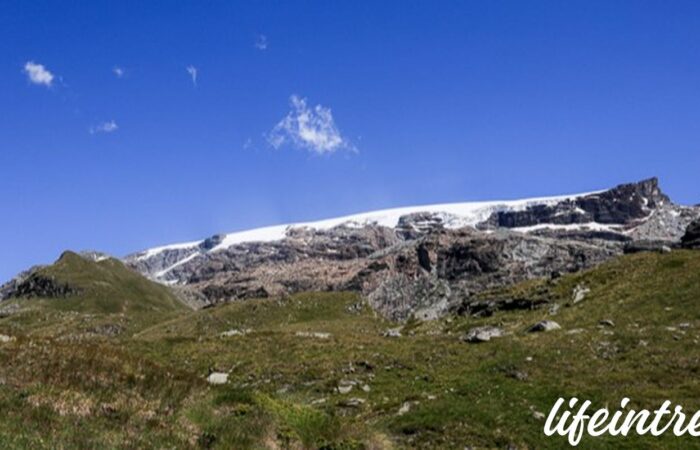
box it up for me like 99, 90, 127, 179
2, 1, 699, 281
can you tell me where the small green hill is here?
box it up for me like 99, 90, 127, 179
0, 251, 189, 337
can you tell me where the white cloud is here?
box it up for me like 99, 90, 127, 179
255, 34, 268, 50
268, 95, 353, 155
113, 66, 125, 78
90, 120, 119, 134
23, 61, 54, 87
186, 65, 198, 86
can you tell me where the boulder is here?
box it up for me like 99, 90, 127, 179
206, 372, 229, 385
220, 328, 251, 337
571, 284, 590, 304
338, 385, 353, 394
528, 320, 561, 332
398, 402, 411, 415
463, 326, 505, 343
295, 331, 331, 339
338, 398, 365, 408
382, 328, 403, 338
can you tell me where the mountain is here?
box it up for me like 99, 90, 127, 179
0, 251, 190, 336
1, 179, 700, 448
124, 178, 700, 319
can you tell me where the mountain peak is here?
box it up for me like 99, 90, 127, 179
122, 178, 700, 311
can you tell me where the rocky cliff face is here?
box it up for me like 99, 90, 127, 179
360, 228, 618, 320
682, 219, 700, 249
116, 179, 700, 320
0, 266, 44, 301
5, 273, 78, 299
480, 178, 668, 228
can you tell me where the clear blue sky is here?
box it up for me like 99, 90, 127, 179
2, 1, 699, 281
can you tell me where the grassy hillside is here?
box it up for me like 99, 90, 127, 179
0, 251, 189, 337
1, 250, 700, 448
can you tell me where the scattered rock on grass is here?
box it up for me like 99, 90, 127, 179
294, 331, 331, 339
463, 326, 504, 343
382, 328, 402, 338
528, 320, 561, 333
338, 398, 365, 408
207, 372, 229, 385
0, 334, 15, 343
599, 320, 615, 328
337, 380, 357, 394
220, 328, 251, 337
572, 284, 590, 303
398, 401, 419, 416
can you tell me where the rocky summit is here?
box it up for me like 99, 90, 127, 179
114, 178, 700, 320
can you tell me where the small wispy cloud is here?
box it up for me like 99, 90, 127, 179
90, 120, 119, 135
113, 66, 125, 78
23, 61, 54, 87
254, 34, 268, 50
186, 65, 198, 86
268, 95, 353, 155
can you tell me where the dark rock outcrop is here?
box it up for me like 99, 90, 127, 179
681, 220, 700, 249
5, 274, 78, 299
0, 266, 43, 301
482, 178, 668, 229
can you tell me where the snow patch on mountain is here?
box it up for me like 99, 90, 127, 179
136, 190, 604, 263
512, 222, 620, 233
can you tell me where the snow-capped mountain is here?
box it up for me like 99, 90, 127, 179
126, 178, 698, 289
129, 189, 601, 278
3, 178, 699, 318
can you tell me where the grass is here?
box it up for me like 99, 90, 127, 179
0, 250, 700, 447
0, 251, 189, 337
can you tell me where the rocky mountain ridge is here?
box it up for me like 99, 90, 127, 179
120, 178, 699, 319
2, 178, 698, 321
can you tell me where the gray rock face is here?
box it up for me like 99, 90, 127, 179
0, 251, 117, 301
626, 204, 700, 242
483, 178, 668, 229
114, 179, 695, 320
5, 274, 77, 299
362, 228, 618, 321
0, 266, 43, 301
681, 220, 700, 249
